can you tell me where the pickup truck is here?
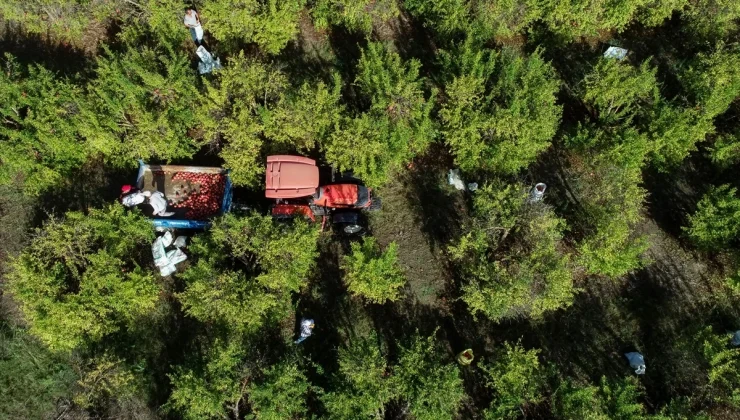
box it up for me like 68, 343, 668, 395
135, 160, 233, 229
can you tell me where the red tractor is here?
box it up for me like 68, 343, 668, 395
265, 155, 380, 234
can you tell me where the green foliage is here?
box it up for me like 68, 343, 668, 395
553, 376, 649, 419
684, 185, 740, 251
248, 360, 310, 420
696, 327, 740, 407
168, 338, 247, 420
539, 0, 682, 39
81, 45, 199, 165
393, 332, 465, 420
637, 0, 688, 26
203, 0, 306, 54
263, 75, 344, 150
0, 54, 89, 195
403, 0, 470, 37
312, 0, 400, 34
342, 237, 406, 304
8, 204, 158, 351
323, 332, 463, 419
178, 213, 319, 331
0, 326, 76, 419
683, 0, 740, 41
647, 101, 714, 169
451, 182, 576, 321
711, 131, 740, 167
322, 335, 397, 418
472, 0, 542, 41
324, 43, 436, 186
198, 53, 342, 186
680, 45, 740, 120
482, 342, 544, 419
566, 125, 649, 277
196, 52, 286, 186
74, 354, 138, 409
582, 58, 658, 124
440, 44, 561, 175
0, 0, 107, 44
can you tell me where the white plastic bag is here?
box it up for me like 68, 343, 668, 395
166, 249, 188, 265
159, 263, 177, 277
152, 237, 169, 268
447, 169, 466, 191
173, 236, 188, 249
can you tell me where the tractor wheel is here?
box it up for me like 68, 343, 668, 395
342, 223, 364, 235
367, 197, 382, 211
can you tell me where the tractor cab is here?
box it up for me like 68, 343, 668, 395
264, 155, 380, 234
265, 155, 319, 199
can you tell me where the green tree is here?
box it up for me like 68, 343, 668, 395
393, 332, 465, 420
168, 338, 247, 420
342, 237, 406, 304
203, 0, 306, 54
696, 327, 740, 407
0, 325, 76, 419
440, 43, 561, 175
450, 182, 576, 321
539, 0, 683, 39
482, 342, 544, 419
197, 52, 287, 186
73, 354, 138, 410
565, 125, 649, 277
582, 58, 658, 124
7, 205, 158, 351
0, 54, 89, 195
553, 376, 650, 419
711, 130, 740, 168
312, 0, 400, 34
680, 45, 740, 120
322, 335, 397, 419
324, 42, 436, 186
262, 75, 344, 150
646, 101, 714, 169
684, 185, 740, 251
80, 44, 199, 165
403, 0, 470, 37
248, 359, 311, 419
472, 0, 542, 40
178, 213, 320, 331
682, 0, 740, 41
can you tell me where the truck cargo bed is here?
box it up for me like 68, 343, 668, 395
136, 161, 233, 229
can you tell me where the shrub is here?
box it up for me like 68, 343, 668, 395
81, 45, 199, 165
248, 360, 311, 419
0, 54, 89, 195
684, 185, 740, 251
482, 342, 544, 418
202, 0, 306, 54
450, 182, 576, 321
323, 43, 436, 186
8, 205, 158, 351
178, 213, 320, 331
312, 0, 400, 34
440, 44, 561, 175
342, 237, 406, 304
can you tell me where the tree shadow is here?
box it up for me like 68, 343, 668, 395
0, 23, 94, 77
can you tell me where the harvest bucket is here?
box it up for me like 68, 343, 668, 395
457, 349, 474, 365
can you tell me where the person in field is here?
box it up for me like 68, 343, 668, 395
183, 9, 203, 44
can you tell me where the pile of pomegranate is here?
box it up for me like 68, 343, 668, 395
170, 172, 225, 219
